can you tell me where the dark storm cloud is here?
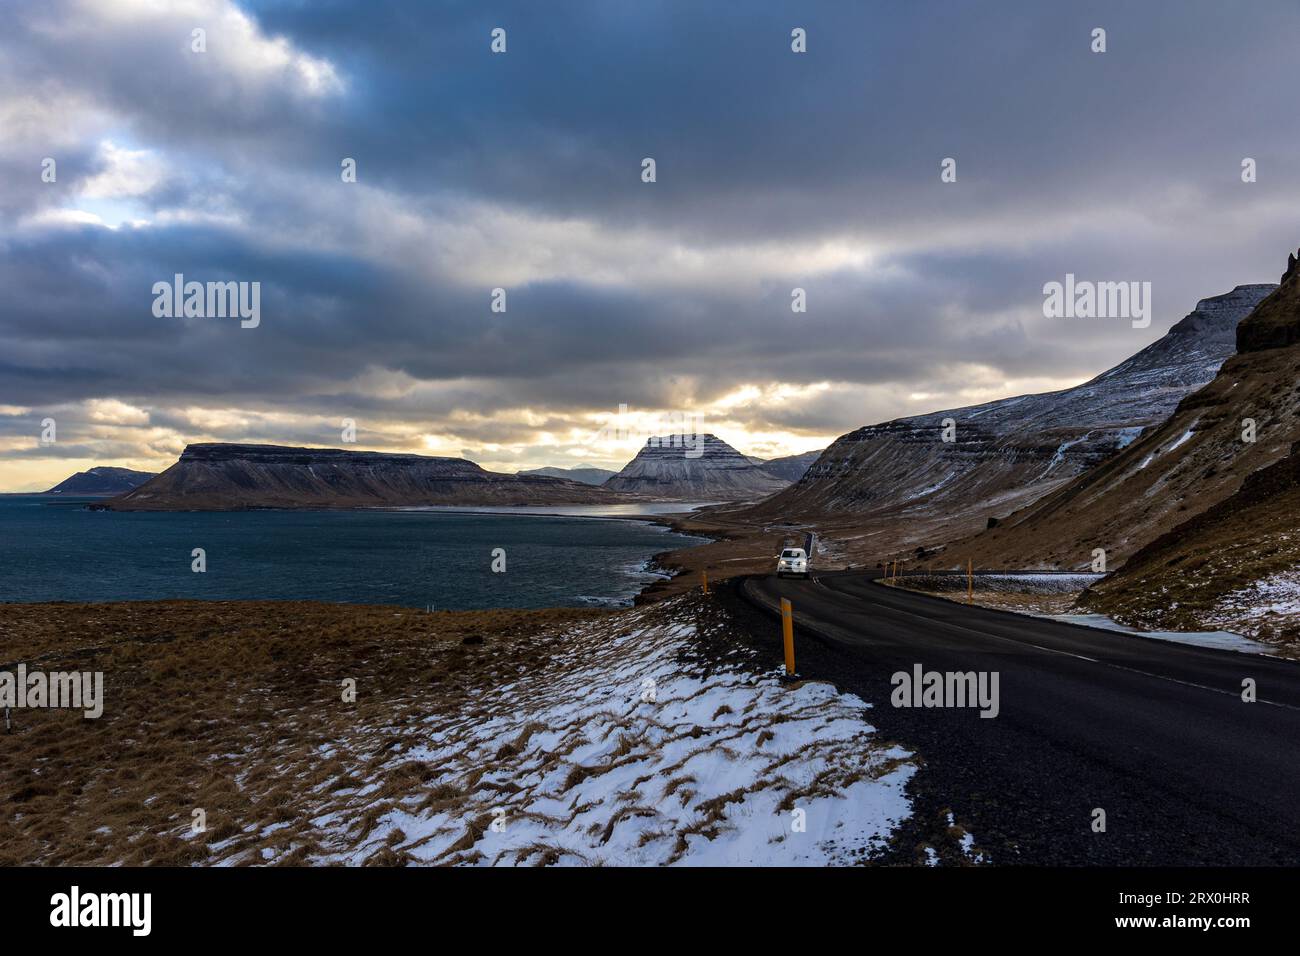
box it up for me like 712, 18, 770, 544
0, 220, 1072, 414
238, 0, 1300, 236
2, 0, 1300, 485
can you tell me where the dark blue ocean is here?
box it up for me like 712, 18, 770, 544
0, 496, 705, 609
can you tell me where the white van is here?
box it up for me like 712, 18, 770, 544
776, 547, 809, 578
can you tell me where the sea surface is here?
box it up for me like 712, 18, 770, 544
0, 496, 707, 609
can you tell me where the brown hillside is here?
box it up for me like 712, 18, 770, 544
1077, 442, 1300, 645
944, 251, 1300, 571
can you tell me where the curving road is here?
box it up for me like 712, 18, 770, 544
737, 570, 1300, 865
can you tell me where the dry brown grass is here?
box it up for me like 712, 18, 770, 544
0, 600, 603, 866
885, 582, 1082, 618
1, 593, 914, 866
1077, 443, 1300, 654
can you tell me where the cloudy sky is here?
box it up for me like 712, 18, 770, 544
2, 0, 1298, 490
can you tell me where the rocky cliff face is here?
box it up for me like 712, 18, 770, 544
110, 444, 620, 510
45, 466, 157, 495
952, 265, 1300, 569
1236, 248, 1300, 352
604, 434, 789, 499
748, 285, 1275, 534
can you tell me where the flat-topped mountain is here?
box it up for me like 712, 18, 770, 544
109, 443, 621, 511
604, 434, 789, 500
45, 466, 156, 495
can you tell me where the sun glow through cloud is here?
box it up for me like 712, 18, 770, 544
1, 1, 1296, 491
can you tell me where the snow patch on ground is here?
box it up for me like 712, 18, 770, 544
902, 472, 956, 501
1139, 420, 1199, 471
304, 600, 916, 866
1204, 568, 1300, 640
1114, 426, 1144, 449
1041, 432, 1092, 476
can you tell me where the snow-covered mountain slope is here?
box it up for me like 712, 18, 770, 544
961, 255, 1300, 571
604, 434, 790, 500
747, 285, 1275, 534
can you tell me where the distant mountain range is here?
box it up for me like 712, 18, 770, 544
107, 444, 619, 510
753, 450, 823, 483
519, 466, 617, 486
45, 466, 157, 495
69, 437, 822, 510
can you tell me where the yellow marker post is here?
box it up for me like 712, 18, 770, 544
780, 598, 795, 676
701, 570, 709, 594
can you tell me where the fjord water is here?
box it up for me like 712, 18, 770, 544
0, 496, 703, 609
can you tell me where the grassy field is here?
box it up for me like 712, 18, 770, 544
0, 600, 601, 865
0, 593, 915, 866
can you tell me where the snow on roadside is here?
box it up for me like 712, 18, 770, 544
903, 575, 1273, 655
1049, 613, 1272, 656
1203, 568, 1300, 643
313, 598, 916, 866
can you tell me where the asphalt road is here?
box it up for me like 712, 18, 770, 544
735, 570, 1300, 865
